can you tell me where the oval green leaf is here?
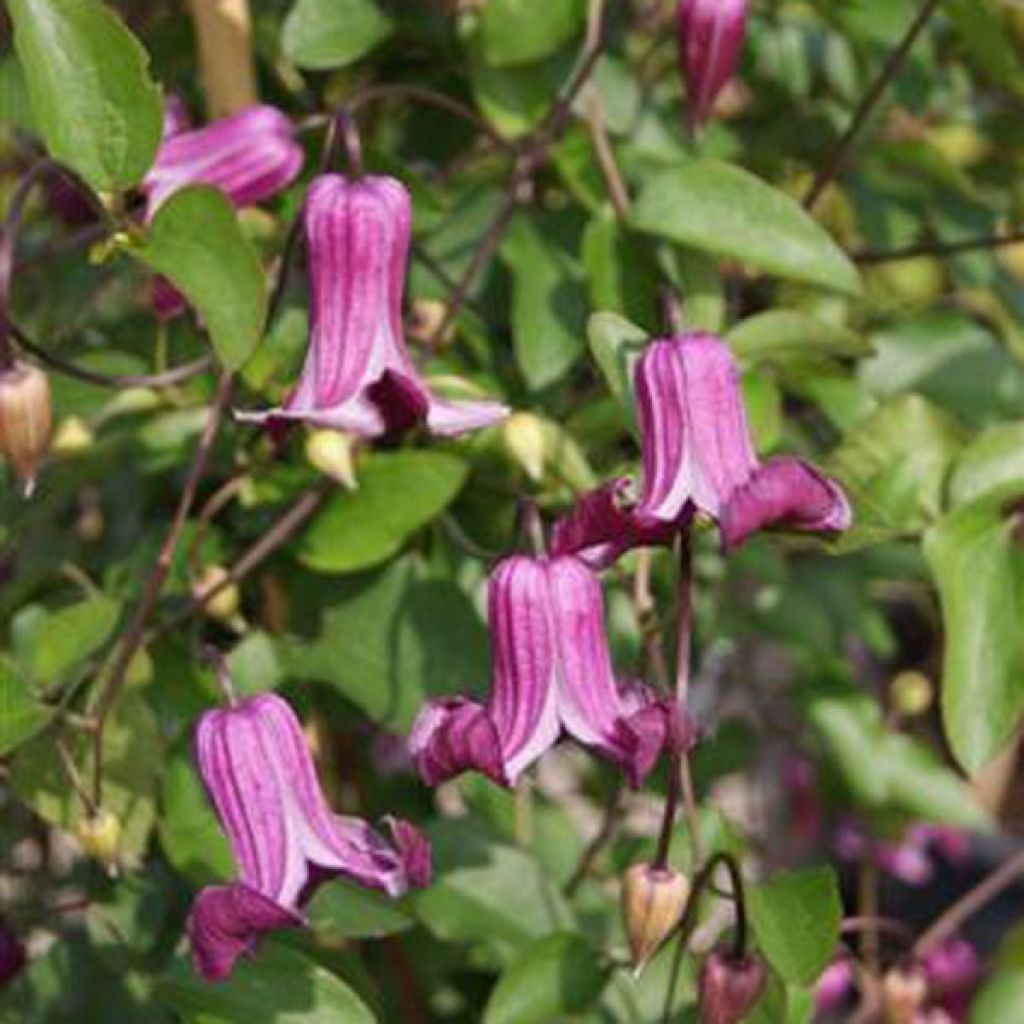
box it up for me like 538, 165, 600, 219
281, 0, 393, 70
631, 161, 862, 296
9, 0, 163, 193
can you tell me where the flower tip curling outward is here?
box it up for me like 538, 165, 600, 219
719, 456, 852, 551
187, 692, 430, 981
238, 173, 508, 440
409, 555, 683, 791
635, 334, 758, 525
677, 0, 749, 133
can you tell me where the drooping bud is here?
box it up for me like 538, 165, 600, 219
193, 565, 243, 625
881, 965, 929, 1024
677, 0, 749, 134
0, 361, 52, 496
697, 949, 766, 1024
76, 807, 121, 874
621, 862, 690, 969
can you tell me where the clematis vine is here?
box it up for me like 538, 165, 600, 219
142, 104, 305, 319
187, 691, 430, 981
409, 554, 687, 789
238, 173, 508, 439
552, 333, 850, 564
677, 0, 748, 133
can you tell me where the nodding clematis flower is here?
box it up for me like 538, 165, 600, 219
551, 333, 850, 564
921, 937, 979, 1021
677, 0, 748, 133
187, 693, 430, 981
409, 555, 688, 789
142, 104, 304, 320
238, 173, 508, 439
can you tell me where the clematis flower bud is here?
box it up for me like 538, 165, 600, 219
410, 555, 683, 789
815, 957, 856, 1015
921, 937, 979, 1021
621, 862, 689, 968
305, 429, 359, 489
881, 965, 928, 1024
677, 0, 748, 133
719, 456, 852, 550
142, 104, 304, 320
697, 949, 766, 1024
239, 174, 508, 439
635, 335, 758, 525
0, 917, 26, 988
0, 361, 52, 496
502, 412, 547, 481
188, 692, 430, 980
76, 807, 122, 874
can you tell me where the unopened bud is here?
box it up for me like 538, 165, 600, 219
51, 416, 93, 455
698, 950, 766, 1024
621, 862, 689, 969
193, 565, 241, 624
502, 412, 547, 481
76, 808, 121, 874
407, 298, 452, 348
677, 0, 748, 133
305, 429, 358, 489
881, 965, 928, 1024
0, 361, 52, 496
891, 670, 933, 718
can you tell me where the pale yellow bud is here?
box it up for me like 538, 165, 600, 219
407, 298, 452, 349
881, 966, 928, 1024
891, 671, 933, 718
51, 416, 93, 455
193, 565, 241, 623
76, 808, 121, 874
502, 412, 547, 481
0, 361, 52, 496
621, 863, 690, 970
305, 429, 358, 489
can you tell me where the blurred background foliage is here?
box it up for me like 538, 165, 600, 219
1, 0, 1023, 1021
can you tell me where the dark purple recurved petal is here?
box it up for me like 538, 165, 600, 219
635, 335, 757, 524
385, 818, 434, 890
719, 456, 852, 550
408, 697, 507, 787
237, 173, 507, 438
677, 0, 748, 132
187, 884, 303, 982
143, 105, 304, 218
551, 477, 678, 569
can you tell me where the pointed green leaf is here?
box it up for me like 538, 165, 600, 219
281, 0, 393, 70
0, 658, 54, 756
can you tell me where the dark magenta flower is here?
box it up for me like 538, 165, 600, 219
677, 0, 748, 132
922, 938, 979, 1021
697, 950, 766, 1024
187, 693, 430, 981
0, 917, 26, 988
720, 456, 852, 550
239, 174, 508, 438
409, 555, 683, 788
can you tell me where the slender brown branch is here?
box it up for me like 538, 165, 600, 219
55, 735, 97, 816
563, 783, 624, 897
913, 847, 1024, 955
10, 322, 212, 389
585, 90, 631, 219
854, 229, 1024, 264
88, 372, 234, 804
804, 0, 944, 210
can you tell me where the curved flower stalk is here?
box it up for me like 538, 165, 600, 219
238, 173, 508, 439
187, 692, 430, 981
553, 333, 850, 562
142, 104, 305, 320
677, 0, 748, 133
409, 554, 685, 789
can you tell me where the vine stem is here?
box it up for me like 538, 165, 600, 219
853, 229, 1024, 264
803, 0, 944, 211
912, 846, 1024, 955
87, 371, 234, 806
563, 782, 624, 897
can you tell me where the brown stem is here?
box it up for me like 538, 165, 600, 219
854, 229, 1024, 264
803, 0, 944, 211
186, 0, 258, 118
203, 645, 239, 706
652, 753, 682, 870
88, 372, 234, 805
186, 472, 247, 576
913, 846, 1024, 955
674, 532, 693, 706
10, 322, 212, 389
563, 782, 624, 897
55, 735, 97, 817
585, 89, 631, 219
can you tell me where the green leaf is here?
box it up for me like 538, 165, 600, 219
282, 558, 489, 732
481, 0, 586, 67
586, 311, 648, 433
484, 933, 609, 1024
281, 0, 393, 70
0, 658, 54, 756
828, 395, 966, 549
299, 451, 468, 573
631, 162, 862, 295
727, 311, 871, 369
942, 0, 1023, 94
948, 423, 1024, 508
307, 881, 414, 941
8, 0, 162, 192
924, 488, 1024, 775
413, 820, 572, 963
471, 49, 573, 139
134, 186, 267, 371
158, 942, 377, 1024
581, 215, 659, 330
501, 213, 587, 391
748, 867, 842, 986
970, 970, 1024, 1024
